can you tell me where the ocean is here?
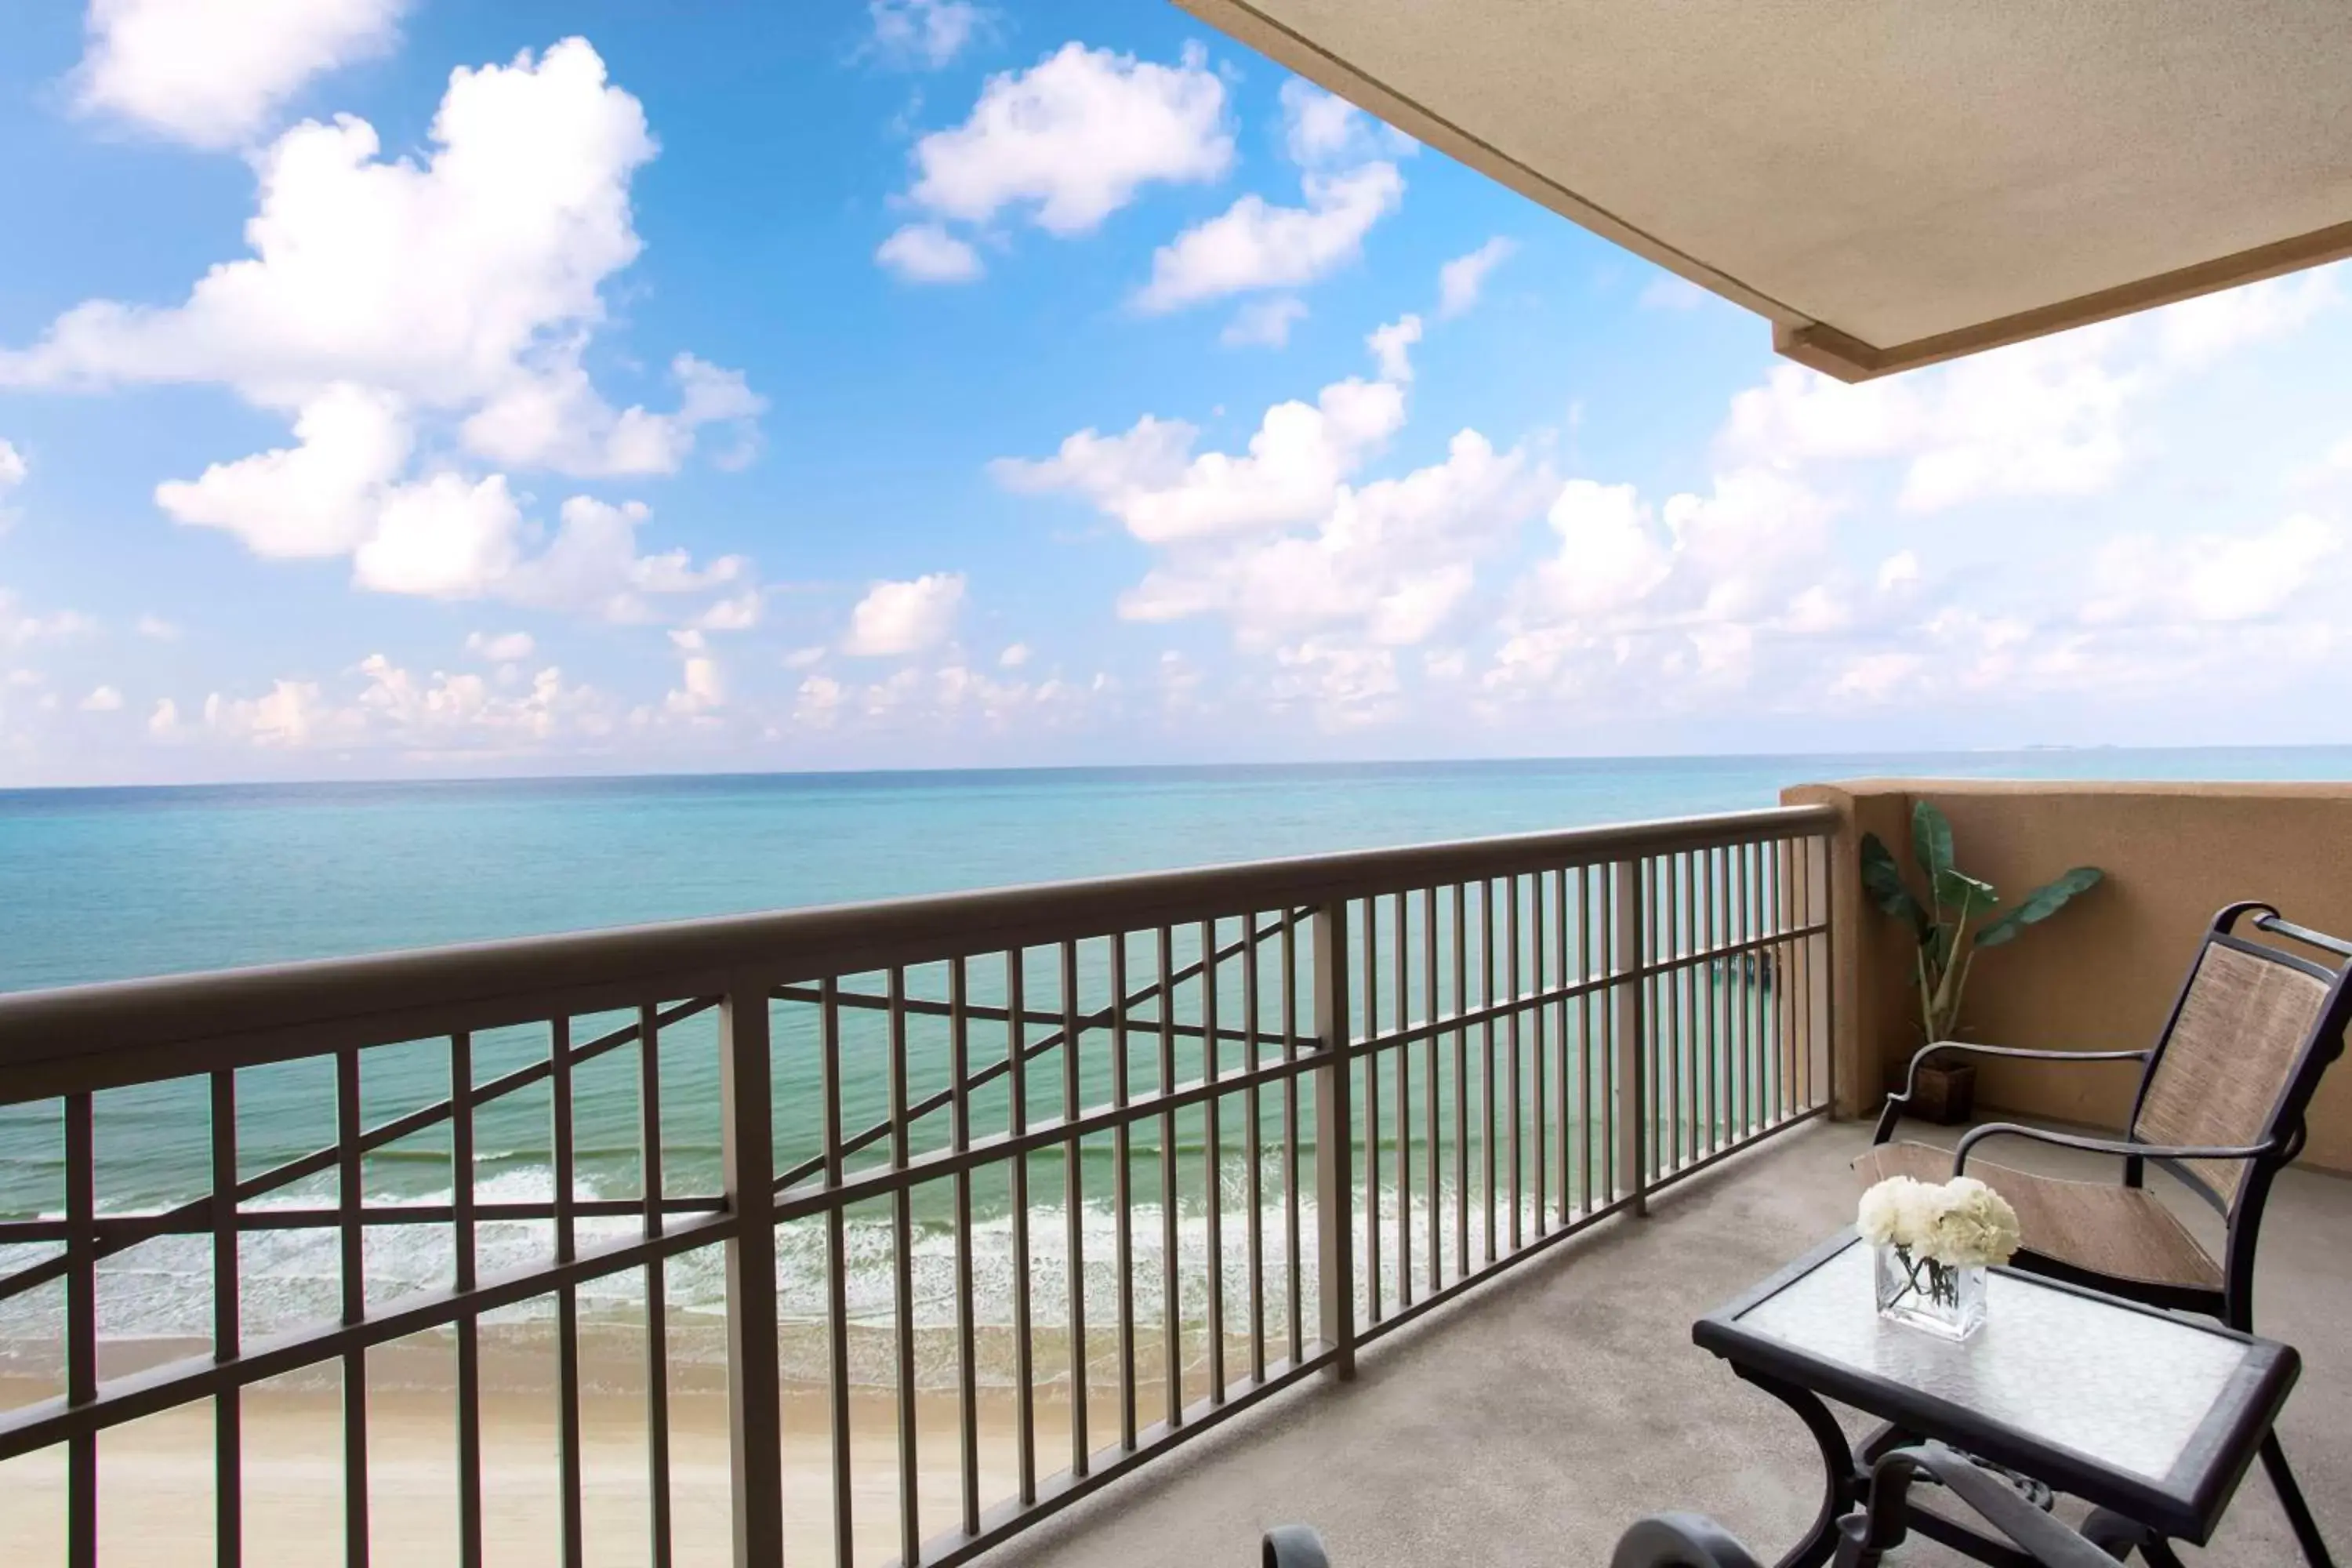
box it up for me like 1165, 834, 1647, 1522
4, 749, 2347, 1357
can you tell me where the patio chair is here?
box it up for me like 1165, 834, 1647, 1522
1263, 1441, 2121, 1566
1858, 900, 2352, 1566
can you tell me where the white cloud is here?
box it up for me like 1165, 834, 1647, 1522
175, 653, 612, 752
994, 372, 1407, 544
843, 572, 966, 655
794, 673, 845, 727
202, 679, 347, 748
135, 614, 180, 640
181, 458, 746, 620
665, 654, 724, 717
783, 644, 829, 670
353, 654, 606, 743
1000, 316, 1545, 669
156, 382, 410, 557
998, 641, 1030, 667
0, 437, 24, 529
1523, 481, 1672, 617
1134, 82, 1408, 314
460, 353, 765, 478
350, 474, 524, 597
1637, 274, 1708, 311
1276, 80, 1408, 169
2084, 514, 2344, 625
804, 659, 1100, 734
1719, 365, 1922, 469
1436, 238, 1515, 319
1713, 276, 2346, 519
466, 630, 535, 662
689, 590, 763, 633
12, 40, 655, 413
1895, 336, 2136, 512
79, 685, 125, 713
1718, 332, 2137, 514
877, 223, 985, 284
75, 0, 405, 149
1829, 652, 1926, 705
1121, 428, 1545, 649
1483, 465, 1838, 710
866, 0, 989, 71
2156, 268, 2340, 367
0, 594, 100, 648
1366, 314, 1421, 383
13, 38, 762, 602
899, 43, 1230, 237
146, 376, 739, 617
1135, 162, 1403, 312
1265, 639, 1401, 729
1221, 296, 1306, 349
495, 496, 745, 621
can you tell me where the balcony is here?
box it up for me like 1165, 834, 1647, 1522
984, 1116, 2352, 1568
2, 786, 2347, 1566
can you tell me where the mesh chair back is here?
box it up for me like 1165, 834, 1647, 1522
2132, 938, 2333, 1205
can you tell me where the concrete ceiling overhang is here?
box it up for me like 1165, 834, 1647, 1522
1176, 0, 2352, 380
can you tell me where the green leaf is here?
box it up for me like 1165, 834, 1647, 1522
1935, 868, 1998, 920
1911, 800, 1955, 898
1977, 866, 2104, 948
1860, 833, 1932, 940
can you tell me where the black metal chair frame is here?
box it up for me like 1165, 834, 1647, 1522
1268, 1443, 2130, 1567
1872, 901, 2352, 1566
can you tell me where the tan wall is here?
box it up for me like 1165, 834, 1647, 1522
1785, 779, 2352, 1172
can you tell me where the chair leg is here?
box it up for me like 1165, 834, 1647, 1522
2262, 1429, 2336, 1568
2082, 1508, 2187, 1566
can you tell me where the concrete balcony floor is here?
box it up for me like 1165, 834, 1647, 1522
992, 1118, 2352, 1568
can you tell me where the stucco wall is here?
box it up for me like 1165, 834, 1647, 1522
1785, 779, 2352, 1172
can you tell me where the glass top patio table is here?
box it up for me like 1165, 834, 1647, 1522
1694, 1231, 2299, 1552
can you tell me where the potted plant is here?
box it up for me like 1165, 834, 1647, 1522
1859, 800, 2103, 1123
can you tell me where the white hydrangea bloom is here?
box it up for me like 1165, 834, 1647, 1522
1857, 1172, 2021, 1267
1927, 1175, 2023, 1268
1857, 1176, 1924, 1246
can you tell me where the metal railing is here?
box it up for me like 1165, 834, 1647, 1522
0, 804, 1835, 1567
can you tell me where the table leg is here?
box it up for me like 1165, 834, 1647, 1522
1731, 1366, 1860, 1568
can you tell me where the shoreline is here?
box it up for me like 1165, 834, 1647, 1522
1, 1314, 1283, 1563
0, 1311, 1296, 1396
1, 1378, 1069, 1566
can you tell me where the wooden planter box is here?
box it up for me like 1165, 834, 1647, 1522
1910, 1062, 1976, 1125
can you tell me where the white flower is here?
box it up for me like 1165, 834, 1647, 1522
1857, 1176, 1924, 1246
1926, 1176, 2023, 1269
1857, 1174, 2021, 1267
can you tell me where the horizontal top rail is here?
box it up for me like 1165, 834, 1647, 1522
0, 802, 1835, 1102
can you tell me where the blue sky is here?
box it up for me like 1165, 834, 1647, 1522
1, 0, 2348, 785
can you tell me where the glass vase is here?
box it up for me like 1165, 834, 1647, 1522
1874, 1242, 1986, 1340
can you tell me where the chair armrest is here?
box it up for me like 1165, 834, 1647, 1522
1874, 1043, 2147, 1144
1262, 1526, 1330, 1568
1870, 1444, 2118, 1568
1607, 1514, 1764, 1568
1952, 1121, 2279, 1174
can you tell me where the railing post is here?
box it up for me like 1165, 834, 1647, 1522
1612, 858, 1647, 1217
1803, 833, 1835, 1113
719, 978, 784, 1568
1312, 899, 1356, 1381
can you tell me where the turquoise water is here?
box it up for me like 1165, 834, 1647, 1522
3, 749, 2348, 1342
10, 749, 2352, 992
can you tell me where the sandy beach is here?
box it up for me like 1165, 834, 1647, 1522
0, 1322, 1219, 1566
